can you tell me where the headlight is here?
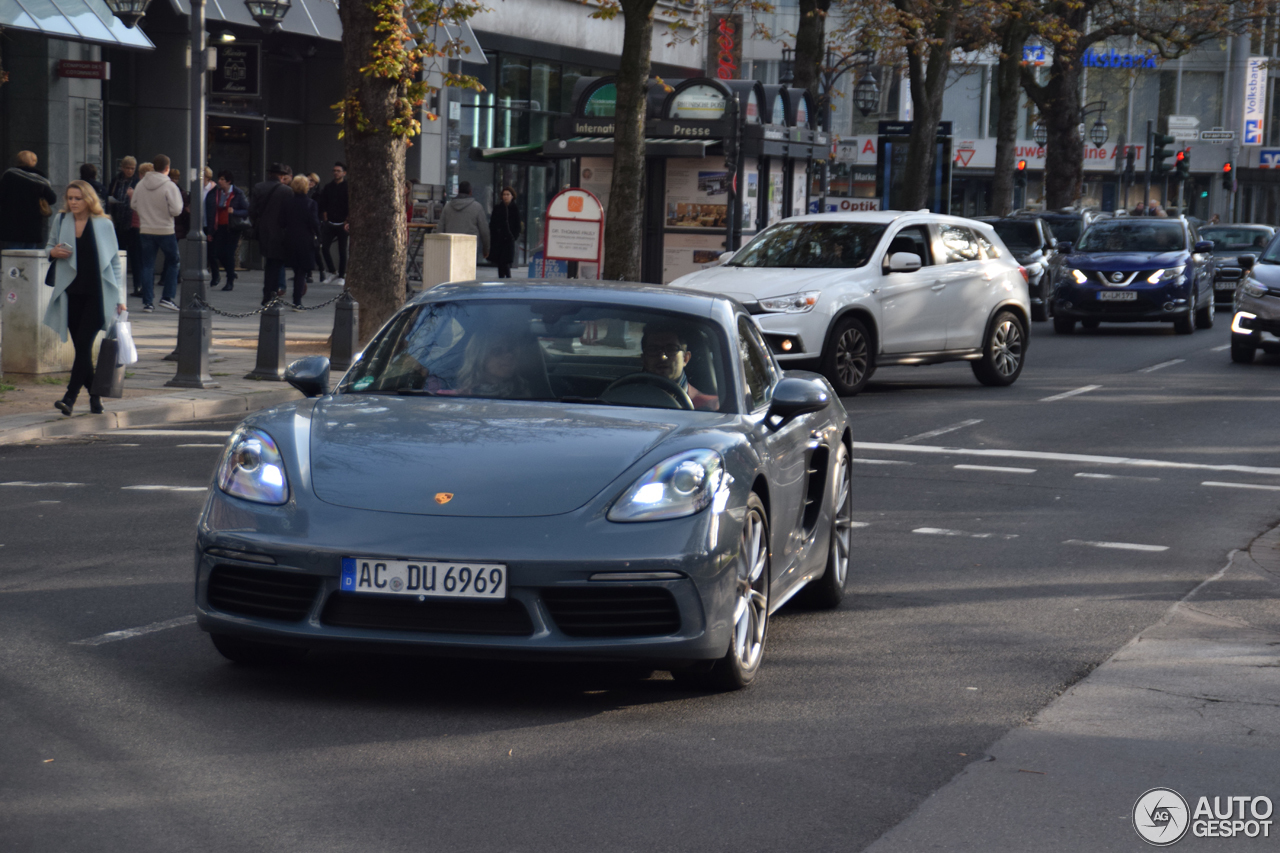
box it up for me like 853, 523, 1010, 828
608, 449, 724, 522
758, 291, 821, 313
1071, 269, 1088, 284
217, 427, 290, 505
1146, 265, 1186, 284
1241, 278, 1269, 298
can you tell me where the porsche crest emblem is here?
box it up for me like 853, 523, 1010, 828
434, 492, 454, 505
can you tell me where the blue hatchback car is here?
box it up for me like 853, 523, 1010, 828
1051, 218, 1215, 334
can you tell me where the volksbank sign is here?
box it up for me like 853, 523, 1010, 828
1081, 49, 1158, 69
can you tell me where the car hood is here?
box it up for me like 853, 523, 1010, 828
1066, 250, 1188, 271
309, 396, 684, 517
1247, 261, 1280, 288
672, 264, 859, 301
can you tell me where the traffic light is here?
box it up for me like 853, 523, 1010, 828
1223, 162, 1235, 191
1151, 131, 1176, 176
1124, 147, 1136, 181
1015, 159, 1028, 189
1176, 148, 1190, 180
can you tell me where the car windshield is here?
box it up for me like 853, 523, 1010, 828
1076, 221, 1185, 253
338, 299, 732, 412
727, 222, 886, 268
991, 221, 1042, 252
1200, 227, 1272, 251
1039, 216, 1083, 243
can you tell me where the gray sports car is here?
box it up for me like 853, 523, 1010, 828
195, 281, 853, 689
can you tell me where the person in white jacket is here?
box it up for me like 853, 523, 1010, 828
130, 153, 184, 311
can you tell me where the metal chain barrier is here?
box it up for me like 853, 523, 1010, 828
194, 289, 351, 318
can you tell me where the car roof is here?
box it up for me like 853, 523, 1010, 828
1202, 223, 1274, 231
777, 210, 989, 227
410, 279, 733, 319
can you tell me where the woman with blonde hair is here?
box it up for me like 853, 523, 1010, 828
43, 180, 126, 416
456, 326, 536, 398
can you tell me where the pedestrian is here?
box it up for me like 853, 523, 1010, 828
438, 180, 490, 266
306, 172, 324, 281
170, 168, 191, 241
79, 163, 107, 199
279, 174, 321, 309
318, 161, 349, 285
201, 167, 216, 207
205, 169, 249, 292
43, 180, 126, 416
130, 154, 183, 312
250, 163, 294, 306
106, 157, 140, 293
1209, 213, 1221, 225
488, 185, 522, 278
0, 150, 57, 250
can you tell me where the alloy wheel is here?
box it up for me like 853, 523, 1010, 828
835, 327, 869, 388
990, 318, 1023, 377
830, 451, 852, 588
732, 507, 769, 672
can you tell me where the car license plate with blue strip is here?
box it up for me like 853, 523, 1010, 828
341, 558, 507, 599
1097, 291, 1138, 301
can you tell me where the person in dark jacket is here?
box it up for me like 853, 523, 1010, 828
318, 162, 349, 285
306, 172, 324, 281
438, 181, 490, 265
279, 175, 321, 308
204, 170, 249, 291
488, 186, 522, 278
0, 151, 58, 249
79, 164, 108, 200
106, 156, 139, 293
170, 168, 192, 241
250, 163, 294, 305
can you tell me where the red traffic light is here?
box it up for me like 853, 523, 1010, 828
1224, 162, 1234, 174
1176, 150, 1186, 163
1016, 159, 1028, 171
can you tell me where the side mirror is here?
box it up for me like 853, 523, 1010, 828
886, 251, 922, 273
285, 356, 331, 398
1047, 237, 1058, 250
1057, 242, 1072, 255
1194, 240, 1214, 254
1239, 255, 1256, 270
718, 251, 735, 265
767, 377, 831, 425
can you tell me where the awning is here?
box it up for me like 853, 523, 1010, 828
0, 0, 154, 48
168, 0, 341, 41
543, 136, 717, 158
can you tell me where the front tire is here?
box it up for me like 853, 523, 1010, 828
1195, 292, 1215, 329
822, 316, 875, 397
972, 311, 1025, 387
803, 443, 852, 609
1173, 307, 1195, 335
1231, 334, 1257, 363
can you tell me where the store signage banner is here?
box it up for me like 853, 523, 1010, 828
57, 60, 109, 79
706, 14, 743, 80
212, 44, 260, 97
1243, 56, 1268, 146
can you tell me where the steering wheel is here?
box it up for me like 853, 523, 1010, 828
602, 373, 694, 410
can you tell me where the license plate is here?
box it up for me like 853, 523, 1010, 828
1215, 282, 1238, 290
341, 558, 507, 599
1097, 291, 1138, 301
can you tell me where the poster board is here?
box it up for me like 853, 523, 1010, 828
663, 233, 729, 283
544, 189, 604, 270
766, 162, 784, 226
665, 158, 730, 230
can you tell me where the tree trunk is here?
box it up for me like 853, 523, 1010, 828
339, 0, 408, 340
992, 25, 1028, 216
1027, 56, 1082, 209
900, 6, 958, 211
792, 0, 832, 100
602, 0, 656, 282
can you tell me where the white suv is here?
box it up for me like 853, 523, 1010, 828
671, 211, 1032, 396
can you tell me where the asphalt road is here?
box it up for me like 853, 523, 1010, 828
3, 317, 1279, 852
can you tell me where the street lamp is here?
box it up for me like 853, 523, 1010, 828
1089, 118, 1109, 147
245, 0, 292, 31
1032, 122, 1048, 145
779, 47, 795, 87
101, 0, 153, 28
1081, 101, 1109, 148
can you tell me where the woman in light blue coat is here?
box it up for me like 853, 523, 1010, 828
43, 180, 126, 415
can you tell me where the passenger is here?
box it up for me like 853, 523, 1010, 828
640, 326, 719, 411
457, 328, 536, 398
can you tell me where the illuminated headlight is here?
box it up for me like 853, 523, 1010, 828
1146, 265, 1185, 284
217, 427, 289, 505
1241, 279, 1269, 298
1071, 269, 1088, 284
1232, 311, 1257, 334
758, 291, 821, 313
608, 449, 724, 522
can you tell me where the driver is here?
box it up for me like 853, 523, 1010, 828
640, 326, 719, 411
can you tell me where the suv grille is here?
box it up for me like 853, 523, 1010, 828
321, 594, 534, 636
541, 587, 681, 637
207, 565, 322, 621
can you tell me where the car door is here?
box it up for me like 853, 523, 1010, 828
875, 223, 948, 353
738, 316, 810, 586
936, 223, 998, 350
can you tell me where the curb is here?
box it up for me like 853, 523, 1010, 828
0, 388, 302, 445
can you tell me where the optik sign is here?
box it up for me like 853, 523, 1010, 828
1243, 56, 1268, 146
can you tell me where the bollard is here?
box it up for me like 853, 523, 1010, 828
244, 301, 287, 381
163, 276, 204, 362
166, 297, 220, 388
330, 291, 360, 371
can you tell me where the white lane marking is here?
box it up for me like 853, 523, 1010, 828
895, 419, 983, 445
914, 527, 1018, 540
854, 458, 914, 466
71, 615, 197, 646
1137, 358, 1185, 373
1075, 472, 1161, 482
122, 485, 207, 492
852, 442, 1280, 477
114, 443, 140, 447
1, 481, 85, 487
1063, 539, 1168, 552
1040, 385, 1102, 402
1202, 480, 1280, 492
119, 429, 231, 437
177, 443, 225, 448
954, 464, 1036, 474
1211, 344, 1232, 352
37, 500, 60, 504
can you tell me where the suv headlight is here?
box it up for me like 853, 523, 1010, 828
758, 291, 820, 313
608, 449, 724, 522
1241, 278, 1269, 298
217, 427, 289, 505
1146, 265, 1186, 284
1070, 269, 1088, 284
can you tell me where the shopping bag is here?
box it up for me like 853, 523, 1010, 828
91, 335, 125, 399
115, 311, 138, 365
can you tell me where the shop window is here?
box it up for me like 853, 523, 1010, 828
530, 60, 561, 115
562, 66, 593, 112
1180, 71, 1223, 131
499, 55, 531, 107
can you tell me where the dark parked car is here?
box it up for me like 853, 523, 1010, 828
1052, 218, 1215, 334
195, 281, 854, 690
983, 216, 1058, 321
1200, 224, 1276, 305
1230, 242, 1280, 363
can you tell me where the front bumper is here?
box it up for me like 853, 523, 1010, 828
1055, 280, 1192, 322
1231, 291, 1280, 351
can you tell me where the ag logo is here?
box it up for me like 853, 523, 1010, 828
1134, 787, 1190, 846
434, 492, 454, 505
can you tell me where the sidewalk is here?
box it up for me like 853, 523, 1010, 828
0, 270, 344, 444
867, 524, 1280, 851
